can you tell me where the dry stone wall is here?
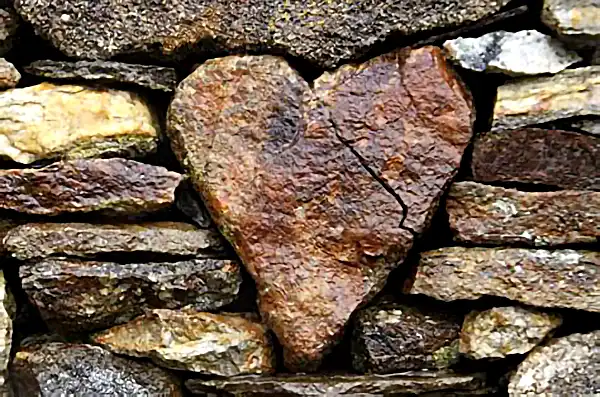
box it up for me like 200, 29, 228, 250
0, 0, 597, 396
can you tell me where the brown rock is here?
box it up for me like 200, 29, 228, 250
4, 221, 225, 261
0, 58, 19, 89
406, 247, 600, 313
472, 129, 600, 190
352, 301, 462, 373
492, 66, 600, 131
92, 310, 274, 376
447, 182, 599, 246
167, 48, 474, 369
20, 257, 241, 332
10, 342, 183, 396
0, 159, 183, 216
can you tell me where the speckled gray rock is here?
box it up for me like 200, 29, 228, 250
352, 302, 462, 373
92, 310, 274, 376
569, 118, 600, 136
20, 258, 241, 332
25, 60, 177, 92
186, 372, 491, 396
508, 331, 600, 396
406, 247, 600, 313
10, 342, 183, 396
492, 66, 600, 131
446, 182, 599, 246
444, 30, 581, 75
4, 222, 226, 261
460, 306, 562, 360
0, 7, 19, 57
14, 0, 510, 67
0, 272, 12, 397
0, 58, 19, 89
542, 0, 600, 44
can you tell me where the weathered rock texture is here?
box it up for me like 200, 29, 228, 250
542, 0, 600, 44
492, 66, 600, 131
0, 58, 19, 89
444, 30, 581, 75
167, 48, 474, 369
186, 372, 491, 396
20, 258, 241, 332
93, 310, 274, 376
407, 247, 600, 313
447, 182, 599, 246
14, 0, 510, 67
0, 83, 159, 163
352, 302, 462, 373
460, 306, 562, 360
508, 331, 600, 396
0, 220, 17, 256
0, 272, 12, 396
569, 118, 600, 136
25, 60, 178, 92
471, 128, 600, 190
10, 342, 183, 396
4, 221, 225, 261
0, 7, 19, 56
0, 159, 182, 216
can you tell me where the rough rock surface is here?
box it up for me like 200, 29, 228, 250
0, 220, 17, 256
0, 272, 12, 396
167, 48, 474, 369
20, 258, 241, 332
508, 331, 600, 396
0, 7, 18, 56
0, 58, 19, 89
492, 66, 600, 131
569, 118, 600, 136
186, 372, 490, 396
4, 221, 225, 261
0, 83, 159, 163
446, 182, 599, 246
10, 342, 183, 396
444, 30, 581, 75
25, 60, 178, 92
460, 306, 562, 360
352, 302, 462, 373
407, 247, 600, 313
93, 310, 274, 376
542, 0, 600, 44
471, 128, 600, 190
14, 0, 510, 67
0, 159, 182, 216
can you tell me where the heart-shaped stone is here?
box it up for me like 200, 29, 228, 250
167, 46, 474, 370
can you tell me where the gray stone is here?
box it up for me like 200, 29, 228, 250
20, 258, 241, 332
444, 30, 581, 75
10, 342, 183, 396
407, 247, 600, 313
0, 7, 19, 57
460, 306, 562, 360
542, 0, 600, 44
0, 58, 19, 89
25, 60, 177, 92
569, 118, 600, 136
508, 331, 600, 396
0, 272, 12, 397
14, 0, 510, 68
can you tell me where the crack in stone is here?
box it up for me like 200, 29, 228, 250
329, 116, 417, 236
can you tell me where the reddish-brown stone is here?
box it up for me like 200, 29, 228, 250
167, 47, 474, 370
0, 159, 182, 215
472, 128, 600, 190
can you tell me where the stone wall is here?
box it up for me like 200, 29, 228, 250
0, 0, 598, 396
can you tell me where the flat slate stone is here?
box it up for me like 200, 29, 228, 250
471, 128, 600, 190
447, 182, 599, 246
352, 301, 462, 373
0, 58, 19, 89
25, 60, 178, 92
0, 83, 159, 164
20, 257, 241, 332
460, 306, 562, 360
406, 247, 600, 313
0, 159, 183, 216
186, 372, 491, 396
14, 0, 509, 68
92, 310, 274, 376
10, 342, 183, 396
542, 0, 600, 44
167, 48, 474, 369
4, 221, 225, 261
492, 66, 600, 131
444, 30, 581, 75
508, 331, 600, 396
